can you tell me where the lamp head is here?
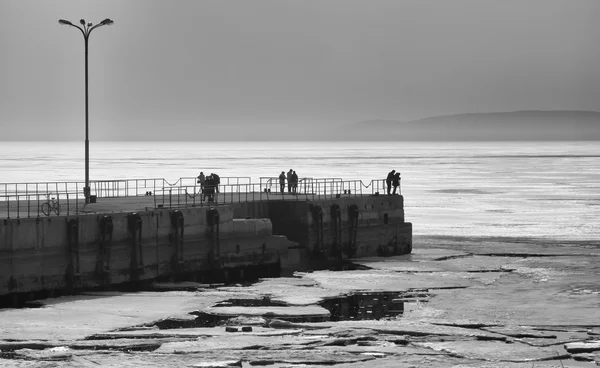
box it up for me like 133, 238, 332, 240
80, 19, 86, 25
58, 19, 72, 26
100, 18, 114, 26
87, 22, 92, 27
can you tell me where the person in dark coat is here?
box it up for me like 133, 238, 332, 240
203, 174, 215, 202
287, 169, 293, 193
392, 172, 401, 195
197, 171, 206, 190
291, 170, 299, 194
386, 170, 396, 195
212, 173, 221, 193
278, 171, 286, 194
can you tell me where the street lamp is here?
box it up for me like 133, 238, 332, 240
59, 18, 114, 203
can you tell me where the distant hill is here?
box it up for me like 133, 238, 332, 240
345, 110, 600, 141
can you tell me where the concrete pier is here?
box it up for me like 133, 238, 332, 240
0, 192, 412, 301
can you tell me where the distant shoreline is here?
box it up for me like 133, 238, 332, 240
2, 110, 599, 141
349, 110, 600, 141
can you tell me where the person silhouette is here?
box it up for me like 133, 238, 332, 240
278, 171, 286, 194
197, 171, 205, 190
291, 170, 298, 194
386, 170, 396, 195
287, 169, 293, 193
392, 172, 401, 195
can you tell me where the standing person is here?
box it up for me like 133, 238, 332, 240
291, 170, 299, 194
287, 169, 293, 193
386, 170, 396, 195
278, 171, 286, 194
197, 171, 206, 190
212, 173, 221, 193
203, 174, 215, 202
392, 172, 401, 195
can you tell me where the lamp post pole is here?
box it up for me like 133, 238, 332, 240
59, 18, 114, 203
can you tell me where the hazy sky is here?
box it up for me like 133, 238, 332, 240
1, 0, 599, 140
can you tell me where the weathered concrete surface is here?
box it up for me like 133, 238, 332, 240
1, 193, 412, 298
1, 235, 599, 367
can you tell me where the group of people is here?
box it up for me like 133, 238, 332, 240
196, 169, 400, 199
278, 169, 299, 194
197, 171, 221, 202
385, 170, 401, 195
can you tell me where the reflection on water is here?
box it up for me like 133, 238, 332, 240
320, 292, 409, 321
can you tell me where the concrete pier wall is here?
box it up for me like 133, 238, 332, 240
0, 207, 286, 297
1, 195, 412, 298
231, 195, 412, 271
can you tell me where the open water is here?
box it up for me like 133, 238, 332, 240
0, 140, 598, 241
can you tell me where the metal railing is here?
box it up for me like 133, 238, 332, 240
0, 192, 82, 219
154, 178, 400, 209
0, 177, 254, 201
0, 177, 401, 217
259, 177, 344, 195
155, 183, 266, 209
1, 181, 82, 199
94, 176, 253, 198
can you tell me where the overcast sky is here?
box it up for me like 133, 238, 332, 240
1, 0, 599, 140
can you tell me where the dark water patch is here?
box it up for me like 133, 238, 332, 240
71, 343, 161, 353
466, 269, 514, 273
0, 352, 16, 360
318, 291, 424, 322
0, 342, 56, 352
214, 297, 287, 308
433, 254, 473, 261
327, 262, 373, 271
480, 253, 560, 258
152, 312, 224, 329
147, 292, 427, 328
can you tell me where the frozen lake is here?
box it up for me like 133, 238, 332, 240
1, 140, 598, 241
